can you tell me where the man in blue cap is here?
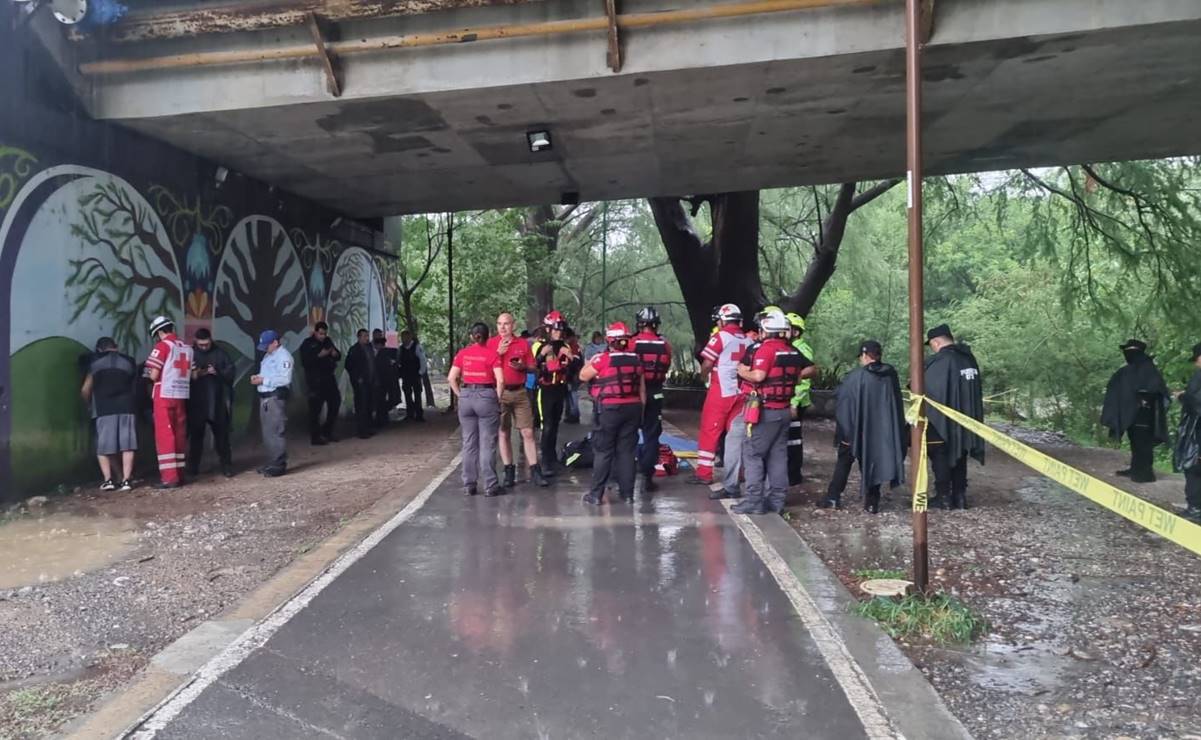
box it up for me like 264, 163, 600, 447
250, 329, 294, 477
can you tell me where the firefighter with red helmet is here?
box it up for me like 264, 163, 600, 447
633, 306, 672, 495
579, 322, 645, 504
532, 310, 579, 475
690, 303, 752, 484
733, 310, 817, 514
144, 315, 192, 489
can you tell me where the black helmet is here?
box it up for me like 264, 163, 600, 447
636, 305, 660, 328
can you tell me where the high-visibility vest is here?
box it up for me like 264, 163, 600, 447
792, 337, 814, 408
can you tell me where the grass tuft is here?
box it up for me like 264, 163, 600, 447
853, 592, 987, 645
853, 568, 907, 581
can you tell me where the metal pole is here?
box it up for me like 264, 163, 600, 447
446, 212, 456, 411
905, 0, 929, 594
601, 201, 609, 326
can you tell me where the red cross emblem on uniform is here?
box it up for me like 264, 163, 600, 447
173, 353, 192, 375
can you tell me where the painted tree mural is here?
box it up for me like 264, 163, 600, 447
65, 178, 182, 351
214, 216, 308, 358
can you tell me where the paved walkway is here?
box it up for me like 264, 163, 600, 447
136, 425, 887, 739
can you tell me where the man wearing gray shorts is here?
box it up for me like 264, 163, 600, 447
81, 337, 139, 491
449, 322, 505, 496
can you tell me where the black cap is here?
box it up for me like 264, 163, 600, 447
859, 340, 883, 358
1190, 343, 1201, 362
1119, 338, 1147, 352
926, 324, 953, 343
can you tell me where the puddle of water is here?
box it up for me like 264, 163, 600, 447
0, 513, 138, 589
954, 640, 1078, 695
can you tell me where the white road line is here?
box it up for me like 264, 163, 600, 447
724, 503, 899, 740
126, 453, 463, 739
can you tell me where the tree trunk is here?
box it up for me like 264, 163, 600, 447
523, 205, 559, 329
650, 181, 899, 351
649, 191, 766, 350
783, 179, 900, 316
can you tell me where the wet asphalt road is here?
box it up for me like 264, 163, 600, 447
153, 447, 867, 738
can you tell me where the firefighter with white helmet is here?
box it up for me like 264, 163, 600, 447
144, 315, 192, 488
579, 322, 645, 504
690, 303, 752, 485
734, 310, 817, 514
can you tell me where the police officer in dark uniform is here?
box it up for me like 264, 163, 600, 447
187, 328, 236, 478
633, 306, 672, 495
299, 321, 341, 445
344, 329, 376, 439
372, 328, 400, 426
579, 322, 645, 505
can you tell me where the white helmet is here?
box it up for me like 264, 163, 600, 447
716, 303, 742, 323
148, 315, 174, 337
759, 310, 789, 334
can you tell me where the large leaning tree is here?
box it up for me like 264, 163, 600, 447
650, 180, 900, 349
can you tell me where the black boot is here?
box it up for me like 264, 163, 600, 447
503, 465, 516, 488
531, 465, 550, 488
484, 485, 504, 497
951, 490, 968, 510
817, 497, 841, 510
464, 484, 478, 496
864, 489, 881, 514
643, 474, 658, 492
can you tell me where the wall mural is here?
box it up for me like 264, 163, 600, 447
0, 149, 387, 498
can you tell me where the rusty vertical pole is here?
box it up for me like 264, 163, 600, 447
446, 212, 456, 411
905, 0, 929, 594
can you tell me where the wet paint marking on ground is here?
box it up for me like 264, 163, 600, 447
128, 458, 888, 739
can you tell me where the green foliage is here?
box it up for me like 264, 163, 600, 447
852, 568, 907, 580
853, 592, 987, 645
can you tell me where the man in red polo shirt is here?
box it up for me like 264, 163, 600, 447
486, 312, 548, 488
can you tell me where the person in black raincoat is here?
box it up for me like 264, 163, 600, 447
345, 329, 377, 439
924, 324, 986, 509
372, 328, 400, 427
187, 328, 236, 478
1174, 343, 1201, 522
1101, 339, 1170, 483
820, 340, 908, 514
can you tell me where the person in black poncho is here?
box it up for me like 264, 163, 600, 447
820, 340, 908, 514
1174, 343, 1201, 522
1101, 339, 1170, 483
924, 324, 985, 510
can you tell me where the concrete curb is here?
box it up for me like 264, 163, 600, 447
659, 416, 970, 739
62, 428, 462, 740
740, 512, 972, 740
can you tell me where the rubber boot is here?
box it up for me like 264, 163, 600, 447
864, 488, 881, 514
503, 465, 516, 488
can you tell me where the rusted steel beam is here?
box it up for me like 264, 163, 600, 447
604, 0, 621, 73
81, 0, 886, 76
73, 0, 549, 44
306, 12, 341, 96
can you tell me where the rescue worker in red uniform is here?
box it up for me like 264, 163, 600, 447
579, 322, 645, 505
733, 310, 816, 514
533, 311, 578, 475
144, 315, 192, 489
690, 304, 752, 484
449, 322, 505, 497
633, 306, 672, 496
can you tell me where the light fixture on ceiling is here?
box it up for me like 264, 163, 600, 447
330, 217, 344, 229
526, 130, 552, 153
214, 166, 229, 188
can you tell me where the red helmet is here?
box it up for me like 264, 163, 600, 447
605, 322, 631, 340
543, 310, 566, 330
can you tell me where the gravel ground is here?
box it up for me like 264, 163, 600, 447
664, 409, 1201, 739
0, 409, 458, 740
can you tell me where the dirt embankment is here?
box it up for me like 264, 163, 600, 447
0, 412, 458, 739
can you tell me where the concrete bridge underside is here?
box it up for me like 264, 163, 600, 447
71, 0, 1201, 217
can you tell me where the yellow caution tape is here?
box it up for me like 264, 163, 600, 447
904, 396, 929, 513
909, 394, 1201, 557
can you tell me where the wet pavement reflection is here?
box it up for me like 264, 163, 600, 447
157, 469, 867, 739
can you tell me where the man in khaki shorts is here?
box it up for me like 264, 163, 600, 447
486, 313, 549, 488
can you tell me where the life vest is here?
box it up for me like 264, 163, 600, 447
594, 351, 641, 404
792, 336, 814, 408
633, 333, 670, 386
534, 339, 570, 386
737, 341, 762, 395
760, 341, 805, 408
